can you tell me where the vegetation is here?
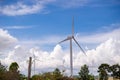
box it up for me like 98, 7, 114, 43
78, 64, 89, 80
0, 62, 27, 80
31, 68, 63, 80
78, 64, 95, 80
0, 61, 120, 80
9, 62, 19, 72
98, 63, 110, 80
110, 64, 120, 79
0, 62, 7, 80
98, 63, 120, 80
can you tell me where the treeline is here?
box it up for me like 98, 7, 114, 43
0, 62, 120, 80
98, 63, 120, 80
0, 62, 26, 80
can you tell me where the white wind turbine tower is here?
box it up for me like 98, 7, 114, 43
59, 17, 86, 77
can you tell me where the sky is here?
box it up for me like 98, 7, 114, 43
0, 0, 120, 76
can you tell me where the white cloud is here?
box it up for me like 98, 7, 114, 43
0, 0, 56, 16
19, 27, 120, 50
1, 38, 120, 75
19, 35, 64, 47
0, 25, 120, 75
0, 2, 44, 16
54, 0, 88, 8
50, 45, 64, 59
4, 26, 32, 29
0, 28, 17, 51
53, 0, 119, 8
0, 0, 89, 16
0, 0, 118, 16
77, 27, 120, 44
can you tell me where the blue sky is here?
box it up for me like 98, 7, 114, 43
0, 0, 120, 75
0, 0, 120, 39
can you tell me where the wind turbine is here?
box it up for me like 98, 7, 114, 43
33, 54, 36, 75
32, 53, 42, 75
59, 17, 86, 77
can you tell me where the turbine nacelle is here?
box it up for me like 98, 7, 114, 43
67, 36, 73, 39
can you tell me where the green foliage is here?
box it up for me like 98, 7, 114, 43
0, 62, 7, 80
32, 72, 54, 80
0, 62, 7, 73
89, 74, 95, 80
32, 74, 41, 80
9, 62, 19, 72
59, 76, 74, 80
0, 62, 26, 80
78, 64, 91, 80
110, 64, 120, 79
31, 68, 63, 80
19, 73, 27, 80
1, 61, 120, 80
4, 62, 20, 80
53, 68, 63, 79
78, 64, 95, 80
98, 63, 120, 80
42, 72, 54, 80
98, 63, 110, 80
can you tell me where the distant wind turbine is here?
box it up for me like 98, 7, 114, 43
59, 17, 86, 77
33, 54, 36, 75
32, 53, 42, 75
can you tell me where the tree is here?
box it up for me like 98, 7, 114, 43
6, 62, 20, 80
19, 73, 27, 80
78, 64, 90, 80
98, 63, 110, 80
0, 62, 7, 80
9, 62, 19, 72
0, 62, 6, 73
32, 74, 40, 80
31, 68, 63, 80
89, 74, 95, 80
59, 76, 74, 80
0, 62, 26, 80
110, 64, 120, 79
53, 68, 63, 80
42, 72, 54, 80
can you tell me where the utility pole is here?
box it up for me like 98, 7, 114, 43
28, 57, 32, 80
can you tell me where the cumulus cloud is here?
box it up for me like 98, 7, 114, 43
1, 38, 120, 75
0, 28, 17, 51
0, 25, 120, 75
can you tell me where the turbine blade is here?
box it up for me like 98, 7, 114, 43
59, 37, 70, 44
72, 16, 74, 36
73, 37, 86, 55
